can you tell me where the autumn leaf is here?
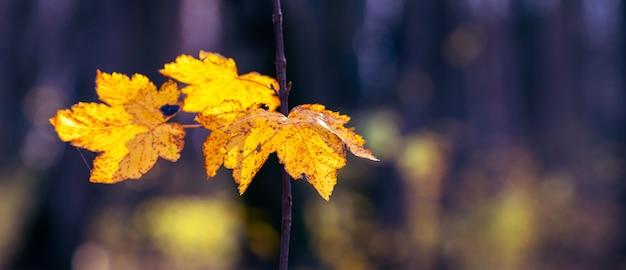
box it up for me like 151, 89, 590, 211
197, 101, 378, 200
50, 71, 185, 183
275, 104, 378, 200
160, 51, 280, 113
196, 100, 252, 178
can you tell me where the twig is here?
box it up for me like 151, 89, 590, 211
272, 0, 292, 269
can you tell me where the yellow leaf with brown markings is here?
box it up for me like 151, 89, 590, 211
197, 101, 378, 200
49, 71, 185, 183
160, 51, 280, 113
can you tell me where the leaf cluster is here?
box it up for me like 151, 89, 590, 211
50, 51, 377, 200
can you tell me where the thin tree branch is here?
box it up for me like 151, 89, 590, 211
273, 3, 288, 113
272, 0, 292, 269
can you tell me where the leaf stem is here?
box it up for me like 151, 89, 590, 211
181, 124, 203, 129
272, 0, 292, 269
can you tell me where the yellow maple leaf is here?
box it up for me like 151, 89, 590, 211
50, 71, 185, 183
197, 101, 378, 200
160, 51, 280, 113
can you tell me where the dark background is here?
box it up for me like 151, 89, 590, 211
1, 0, 625, 269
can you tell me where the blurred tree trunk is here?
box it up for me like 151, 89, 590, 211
9, 1, 180, 269
397, 1, 447, 269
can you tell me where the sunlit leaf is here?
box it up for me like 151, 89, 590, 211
160, 51, 280, 113
197, 101, 378, 200
50, 71, 185, 183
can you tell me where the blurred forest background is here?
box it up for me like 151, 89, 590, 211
1, 0, 625, 269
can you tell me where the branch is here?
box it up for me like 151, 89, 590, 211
272, 0, 292, 269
